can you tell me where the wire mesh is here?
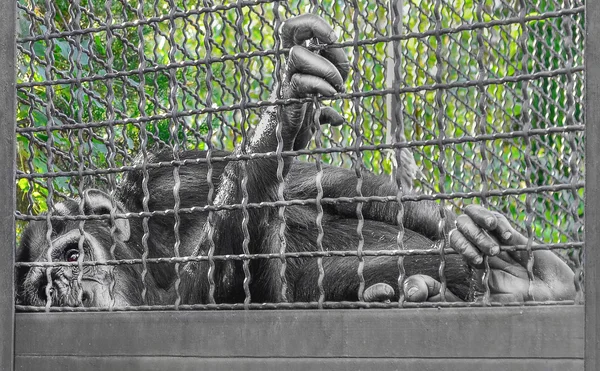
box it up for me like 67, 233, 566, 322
14, 0, 584, 311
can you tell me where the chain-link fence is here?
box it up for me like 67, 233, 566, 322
14, 0, 584, 311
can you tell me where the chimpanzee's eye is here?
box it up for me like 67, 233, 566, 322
64, 249, 80, 262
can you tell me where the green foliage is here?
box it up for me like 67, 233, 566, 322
15, 0, 584, 246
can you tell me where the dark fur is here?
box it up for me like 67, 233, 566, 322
17, 149, 470, 306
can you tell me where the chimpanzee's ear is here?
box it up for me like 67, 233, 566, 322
83, 189, 130, 242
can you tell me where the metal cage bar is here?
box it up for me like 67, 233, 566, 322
14, 307, 583, 370
585, 0, 600, 369
0, 0, 16, 368
7, 0, 590, 369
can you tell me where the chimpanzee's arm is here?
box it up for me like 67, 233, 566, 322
180, 14, 350, 303
287, 163, 455, 240
204, 15, 348, 249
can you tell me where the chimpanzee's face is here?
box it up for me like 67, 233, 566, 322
17, 193, 144, 308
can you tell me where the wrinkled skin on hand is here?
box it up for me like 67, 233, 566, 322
402, 205, 576, 303
274, 14, 348, 151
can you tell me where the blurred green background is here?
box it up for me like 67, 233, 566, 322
15, 0, 584, 257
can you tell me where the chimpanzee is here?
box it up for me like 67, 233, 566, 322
16, 14, 575, 308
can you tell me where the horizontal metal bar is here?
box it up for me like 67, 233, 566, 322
16, 125, 585, 179
16, 67, 583, 137
16, 300, 579, 312
16, 0, 281, 43
14, 241, 583, 269
17, 5, 584, 50
15, 306, 583, 358
14, 182, 585, 221
12, 356, 585, 371
17, 57, 584, 96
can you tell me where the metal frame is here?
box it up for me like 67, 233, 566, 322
14, 307, 583, 370
585, 1, 600, 369
0, 0, 16, 368
1, 0, 592, 370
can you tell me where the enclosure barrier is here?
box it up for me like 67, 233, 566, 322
0, 0, 595, 369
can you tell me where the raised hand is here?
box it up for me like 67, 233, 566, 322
281, 14, 350, 150
249, 14, 349, 154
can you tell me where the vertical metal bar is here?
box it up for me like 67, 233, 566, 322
203, 0, 217, 305
273, 1, 289, 304
517, 0, 537, 302
388, 0, 406, 306
42, 0, 58, 313
474, 0, 492, 305
135, 0, 151, 306
0, 0, 16, 367
432, 0, 448, 301
309, 0, 325, 308
386, 0, 401, 146
71, 0, 87, 309
167, 0, 183, 310
234, 0, 252, 308
585, 0, 600, 368
561, 0, 584, 304
102, 0, 120, 310
350, 0, 366, 302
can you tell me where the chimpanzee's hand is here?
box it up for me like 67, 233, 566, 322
279, 14, 349, 150
449, 205, 576, 302
401, 205, 576, 303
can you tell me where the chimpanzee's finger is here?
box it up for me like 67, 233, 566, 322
281, 14, 338, 48
288, 46, 345, 92
449, 228, 484, 267
404, 274, 463, 302
488, 211, 532, 266
364, 283, 395, 303
318, 47, 350, 84
289, 73, 337, 97
490, 210, 529, 246
456, 214, 500, 256
318, 106, 344, 126
463, 204, 498, 230
491, 211, 514, 242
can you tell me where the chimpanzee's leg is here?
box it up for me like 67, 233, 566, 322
288, 219, 470, 302
287, 162, 456, 241
292, 245, 469, 303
